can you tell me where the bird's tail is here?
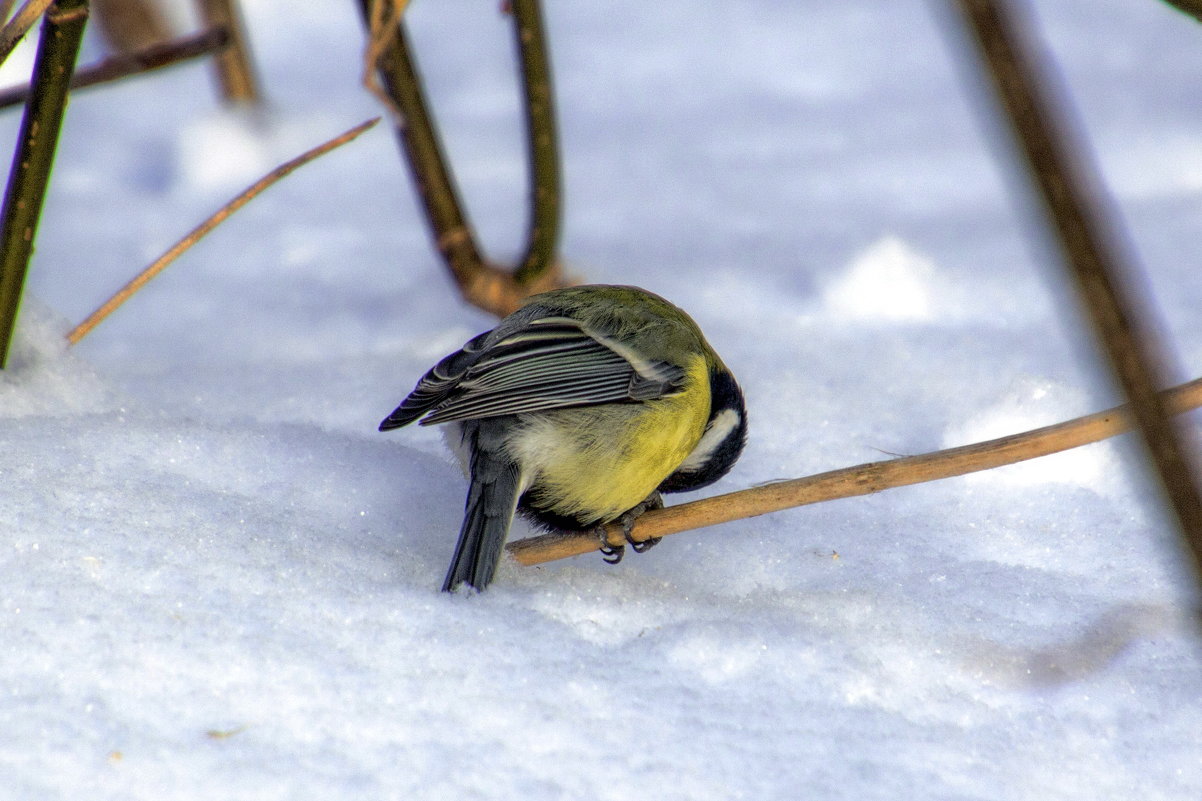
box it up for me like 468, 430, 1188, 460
443, 424, 522, 592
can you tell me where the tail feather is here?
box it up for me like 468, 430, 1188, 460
442, 423, 522, 592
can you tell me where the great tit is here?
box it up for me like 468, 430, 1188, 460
380, 284, 747, 592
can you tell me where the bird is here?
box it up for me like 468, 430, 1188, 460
380, 284, 747, 592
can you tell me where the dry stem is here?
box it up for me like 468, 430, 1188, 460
0, 25, 229, 109
955, 0, 1202, 584
508, 376, 1202, 566
361, 0, 407, 111
67, 117, 379, 345
0, 0, 54, 64
194, 0, 259, 104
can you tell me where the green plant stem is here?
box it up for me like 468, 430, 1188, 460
510, 0, 561, 286
954, 0, 1202, 587
0, 0, 88, 368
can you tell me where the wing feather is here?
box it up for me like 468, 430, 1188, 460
383, 315, 686, 429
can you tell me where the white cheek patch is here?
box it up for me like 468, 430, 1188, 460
678, 408, 741, 473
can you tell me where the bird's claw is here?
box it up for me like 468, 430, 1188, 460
629, 536, 659, 554
598, 528, 625, 564
619, 495, 661, 554
598, 494, 664, 564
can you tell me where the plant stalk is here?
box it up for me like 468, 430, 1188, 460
0, 25, 229, 110
194, 0, 259, 103
509, 376, 1202, 565
954, 0, 1202, 585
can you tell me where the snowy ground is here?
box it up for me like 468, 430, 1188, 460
3, 0, 1202, 798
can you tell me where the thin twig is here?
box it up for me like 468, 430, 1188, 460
0, 0, 88, 368
0, 0, 54, 65
67, 117, 380, 345
0, 25, 229, 110
194, 0, 258, 104
361, 0, 406, 110
509, 0, 561, 286
954, 0, 1202, 586
509, 377, 1202, 566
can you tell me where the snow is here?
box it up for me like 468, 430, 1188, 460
3, 0, 1202, 798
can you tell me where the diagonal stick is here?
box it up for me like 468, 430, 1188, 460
68, 117, 379, 345
508, 377, 1202, 566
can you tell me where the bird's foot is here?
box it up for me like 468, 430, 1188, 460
597, 528, 625, 564
598, 493, 664, 564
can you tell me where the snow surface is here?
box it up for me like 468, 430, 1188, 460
3, 0, 1202, 798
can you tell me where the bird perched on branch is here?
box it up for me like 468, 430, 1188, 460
380, 284, 747, 592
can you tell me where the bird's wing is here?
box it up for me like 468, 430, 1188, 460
381, 316, 686, 429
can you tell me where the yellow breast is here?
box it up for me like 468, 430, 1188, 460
507, 355, 711, 526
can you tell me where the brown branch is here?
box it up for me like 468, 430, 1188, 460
0, 0, 54, 65
0, 25, 229, 110
194, 0, 258, 104
67, 117, 379, 345
954, 0, 1202, 585
360, 0, 406, 110
509, 376, 1202, 566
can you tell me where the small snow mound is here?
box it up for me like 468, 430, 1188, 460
177, 111, 278, 192
825, 236, 936, 322
942, 377, 1117, 489
0, 299, 122, 418
1109, 132, 1202, 199
176, 111, 366, 195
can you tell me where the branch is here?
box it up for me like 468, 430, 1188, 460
194, 0, 259, 104
0, 0, 54, 66
0, 25, 230, 110
0, 0, 88, 368
67, 117, 379, 345
954, 0, 1202, 585
509, 376, 1202, 566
